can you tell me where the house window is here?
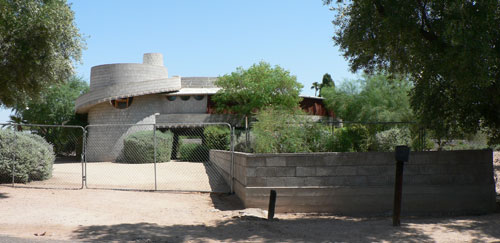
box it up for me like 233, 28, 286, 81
193, 95, 204, 101
110, 97, 133, 109
166, 96, 177, 101
180, 96, 190, 101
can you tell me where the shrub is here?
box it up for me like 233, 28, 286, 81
179, 143, 209, 162
204, 126, 230, 150
253, 108, 310, 153
330, 124, 370, 152
122, 130, 173, 163
373, 127, 412, 151
0, 129, 55, 183
304, 123, 333, 152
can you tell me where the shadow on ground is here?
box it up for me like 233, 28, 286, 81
209, 193, 245, 211
0, 192, 8, 199
70, 214, 500, 242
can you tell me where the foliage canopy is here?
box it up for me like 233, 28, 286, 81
325, 0, 500, 144
13, 76, 89, 126
322, 73, 413, 122
0, 0, 85, 107
212, 62, 303, 117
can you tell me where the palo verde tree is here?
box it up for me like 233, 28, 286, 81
324, 0, 500, 144
0, 0, 85, 108
322, 73, 413, 122
212, 61, 303, 118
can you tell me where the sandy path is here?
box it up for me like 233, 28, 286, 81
14, 161, 229, 192
0, 186, 499, 242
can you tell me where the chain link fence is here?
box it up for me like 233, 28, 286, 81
2, 119, 494, 192
239, 120, 432, 153
0, 123, 85, 189
156, 123, 231, 192
84, 123, 231, 192
240, 119, 499, 153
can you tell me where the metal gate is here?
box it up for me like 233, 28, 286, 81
84, 123, 233, 192
1, 122, 233, 193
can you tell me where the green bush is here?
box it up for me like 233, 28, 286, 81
0, 129, 55, 183
373, 127, 412, 151
122, 130, 173, 163
204, 126, 230, 150
179, 143, 209, 162
253, 108, 311, 153
330, 124, 370, 152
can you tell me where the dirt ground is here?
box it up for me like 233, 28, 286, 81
0, 186, 500, 243
0, 152, 498, 242
20, 161, 229, 192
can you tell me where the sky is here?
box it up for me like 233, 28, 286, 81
0, 0, 358, 123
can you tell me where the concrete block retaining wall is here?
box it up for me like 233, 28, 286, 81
210, 150, 496, 215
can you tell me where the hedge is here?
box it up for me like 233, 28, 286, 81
0, 129, 55, 183
122, 130, 173, 163
179, 143, 209, 162
203, 126, 230, 150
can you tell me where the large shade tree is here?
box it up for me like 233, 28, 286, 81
0, 0, 84, 107
212, 61, 303, 117
324, 0, 500, 144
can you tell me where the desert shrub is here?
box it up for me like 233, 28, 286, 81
122, 130, 173, 163
373, 127, 412, 151
0, 129, 55, 183
330, 124, 370, 152
304, 123, 333, 152
204, 126, 230, 150
179, 143, 209, 162
253, 108, 311, 153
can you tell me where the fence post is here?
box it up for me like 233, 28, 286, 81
230, 126, 235, 194
154, 124, 157, 191
11, 125, 18, 187
82, 128, 87, 189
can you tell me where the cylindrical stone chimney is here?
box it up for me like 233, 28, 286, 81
143, 53, 164, 66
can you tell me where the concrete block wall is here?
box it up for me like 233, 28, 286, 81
210, 150, 497, 215
86, 94, 163, 161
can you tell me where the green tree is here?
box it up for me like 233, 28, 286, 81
324, 0, 500, 144
12, 76, 89, 156
319, 73, 334, 97
212, 61, 303, 117
13, 76, 89, 126
322, 73, 413, 122
0, 0, 85, 108
310, 82, 320, 96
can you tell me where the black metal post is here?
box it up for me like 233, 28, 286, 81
393, 146, 410, 226
393, 160, 404, 226
268, 190, 277, 220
